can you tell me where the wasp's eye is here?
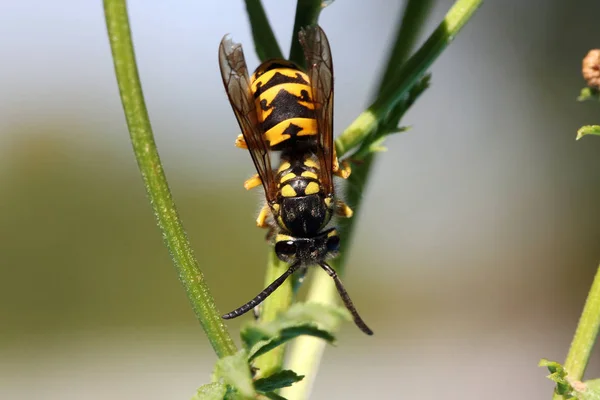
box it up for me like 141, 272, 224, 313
326, 236, 340, 252
275, 241, 297, 256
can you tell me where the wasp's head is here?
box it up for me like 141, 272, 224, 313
274, 228, 340, 265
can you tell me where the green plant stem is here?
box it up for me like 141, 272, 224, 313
282, 1, 481, 398
245, 0, 283, 61
552, 264, 600, 400
289, 0, 324, 67
336, 0, 482, 156
253, 251, 293, 377
103, 0, 236, 358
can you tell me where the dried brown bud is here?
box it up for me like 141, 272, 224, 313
582, 49, 600, 90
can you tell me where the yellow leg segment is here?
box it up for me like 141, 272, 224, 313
235, 134, 247, 149
244, 174, 262, 190
336, 200, 353, 218
256, 203, 271, 228
332, 147, 351, 179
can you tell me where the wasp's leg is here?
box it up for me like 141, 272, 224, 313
256, 203, 271, 228
335, 199, 353, 218
332, 147, 351, 179
235, 134, 247, 149
244, 174, 262, 190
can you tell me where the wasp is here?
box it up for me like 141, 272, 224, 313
218, 25, 373, 335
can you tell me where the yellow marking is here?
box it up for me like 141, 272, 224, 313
256, 204, 270, 228
281, 184, 297, 197
251, 68, 309, 92
278, 162, 291, 172
276, 233, 293, 242
235, 134, 247, 149
300, 171, 318, 179
324, 197, 332, 208
303, 158, 318, 168
255, 98, 275, 121
277, 216, 285, 229
336, 200, 353, 218
271, 203, 280, 214
327, 229, 338, 238
257, 84, 314, 113
244, 174, 262, 190
305, 181, 320, 195
265, 118, 318, 146
280, 172, 296, 183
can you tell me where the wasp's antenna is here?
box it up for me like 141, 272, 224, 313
318, 262, 374, 335
222, 262, 302, 320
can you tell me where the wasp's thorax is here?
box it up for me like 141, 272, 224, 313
270, 145, 335, 237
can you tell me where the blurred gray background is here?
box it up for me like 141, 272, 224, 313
2, 0, 600, 399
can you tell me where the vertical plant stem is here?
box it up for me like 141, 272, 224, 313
552, 265, 600, 400
103, 0, 236, 358
289, 0, 324, 67
282, 0, 482, 398
245, 0, 283, 61
253, 251, 293, 377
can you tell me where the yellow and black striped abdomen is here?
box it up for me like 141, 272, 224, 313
250, 60, 318, 149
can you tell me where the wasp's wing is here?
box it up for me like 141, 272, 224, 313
218, 36, 277, 201
299, 25, 335, 196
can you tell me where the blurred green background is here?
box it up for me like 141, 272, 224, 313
2, 1, 600, 399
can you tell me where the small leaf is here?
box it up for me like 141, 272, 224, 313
254, 370, 305, 393
576, 125, 600, 140
241, 303, 347, 361
578, 87, 600, 102
192, 382, 227, 400
214, 350, 255, 399
539, 359, 576, 398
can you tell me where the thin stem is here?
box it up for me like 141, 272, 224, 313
245, 0, 283, 61
289, 0, 323, 67
253, 251, 294, 377
377, 0, 435, 90
336, 0, 483, 156
282, 0, 482, 398
552, 265, 600, 400
103, 0, 236, 358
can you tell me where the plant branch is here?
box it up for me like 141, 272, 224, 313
103, 0, 236, 358
245, 0, 283, 61
289, 0, 324, 67
253, 251, 294, 377
552, 264, 600, 400
336, 0, 482, 156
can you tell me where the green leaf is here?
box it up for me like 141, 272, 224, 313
576, 125, 600, 140
192, 382, 227, 400
539, 359, 576, 399
254, 370, 305, 393
214, 350, 255, 399
241, 303, 348, 361
577, 87, 600, 102
261, 392, 289, 400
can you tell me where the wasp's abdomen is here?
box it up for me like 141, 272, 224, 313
251, 60, 318, 149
